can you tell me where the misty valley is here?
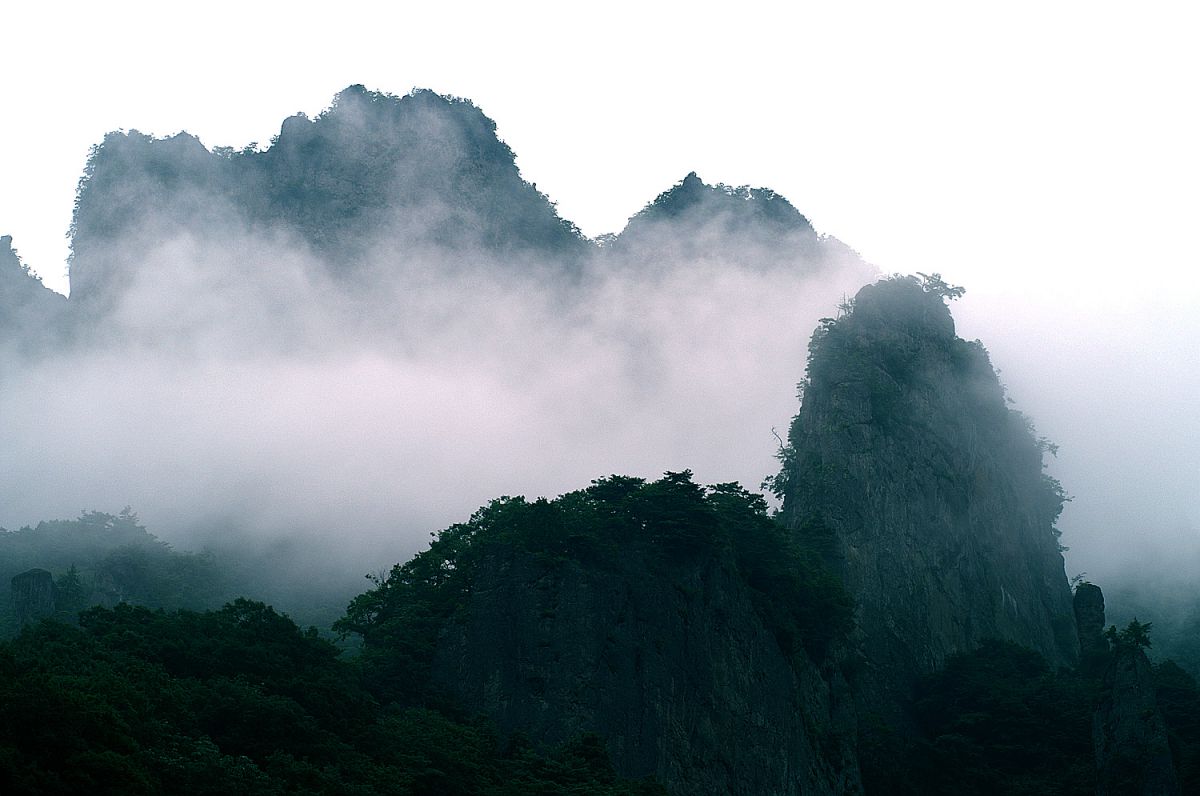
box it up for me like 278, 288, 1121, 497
2, 86, 1198, 795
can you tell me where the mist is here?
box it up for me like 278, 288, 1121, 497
0, 155, 875, 591
953, 282, 1200, 604
3, 86, 1196, 635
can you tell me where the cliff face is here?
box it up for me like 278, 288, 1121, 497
780, 277, 1078, 707
1075, 582, 1110, 675
435, 546, 861, 796
1094, 641, 1180, 795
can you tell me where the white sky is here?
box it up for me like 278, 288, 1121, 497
1, 1, 1198, 574
2, 1, 1196, 300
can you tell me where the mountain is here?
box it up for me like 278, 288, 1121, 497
67, 86, 590, 312
604, 170, 866, 280
63, 86, 873, 332
340, 475, 863, 796
14, 84, 1192, 792
777, 276, 1078, 713
0, 235, 67, 356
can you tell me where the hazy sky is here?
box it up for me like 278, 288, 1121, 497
1, 1, 1198, 582
2, 2, 1195, 298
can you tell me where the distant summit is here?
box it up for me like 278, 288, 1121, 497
633, 171, 814, 232
243, 86, 587, 259
608, 170, 842, 273
68, 87, 589, 308
0, 82, 877, 355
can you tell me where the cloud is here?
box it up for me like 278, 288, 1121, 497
0, 169, 876, 593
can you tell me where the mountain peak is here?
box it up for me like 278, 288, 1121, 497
68, 84, 587, 304
630, 171, 815, 234
845, 273, 957, 338
780, 275, 1077, 713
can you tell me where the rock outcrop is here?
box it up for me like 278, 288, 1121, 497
1094, 638, 1180, 795
779, 277, 1078, 710
1075, 582, 1110, 675
11, 568, 56, 626
435, 547, 861, 796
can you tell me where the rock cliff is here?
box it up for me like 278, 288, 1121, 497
779, 276, 1078, 709
1094, 633, 1180, 795
343, 475, 863, 796
436, 546, 861, 796
1075, 581, 1110, 675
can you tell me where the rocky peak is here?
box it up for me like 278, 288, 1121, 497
605, 171, 843, 278
1094, 629, 1180, 795
67, 85, 587, 308
1075, 582, 1110, 674
779, 276, 1078, 709
621, 171, 816, 238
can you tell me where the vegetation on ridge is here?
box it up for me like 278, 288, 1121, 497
0, 473, 854, 794
338, 472, 854, 706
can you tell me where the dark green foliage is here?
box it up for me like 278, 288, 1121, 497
0, 510, 233, 636
1106, 618, 1154, 650
53, 565, 87, 619
0, 601, 663, 795
860, 640, 1099, 795
620, 171, 818, 245
1105, 581, 1200, 679
915, 272, 966, 301
339, 473, 854, 707
709, 483, 854, 660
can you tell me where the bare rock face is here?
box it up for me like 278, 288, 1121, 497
435, 547, 862, 796
779, 277, 1078, 710
11, 568, 56, 626
1075, 582, 1110, 674
1094, 643, 1180, 795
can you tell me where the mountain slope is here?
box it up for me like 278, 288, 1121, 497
0, 235, 67, 355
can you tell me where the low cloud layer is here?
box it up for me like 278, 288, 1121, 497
0, 190, 874, 583
4, 90, 1194, 614
954, 285, 1200, 593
